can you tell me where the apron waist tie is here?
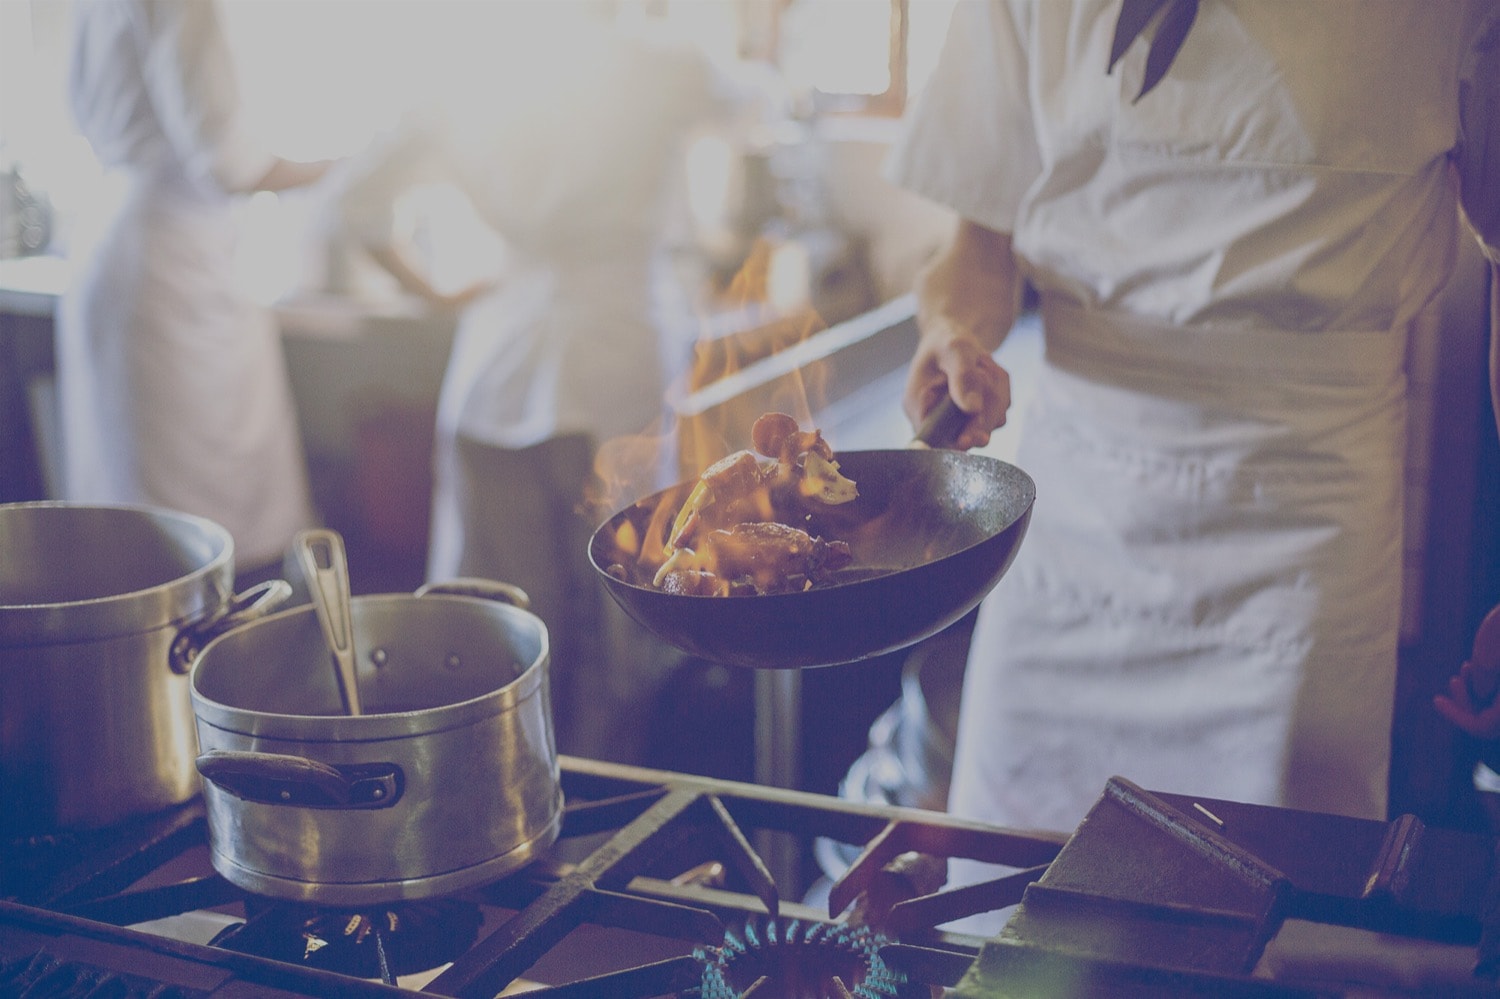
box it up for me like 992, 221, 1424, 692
1039, 297, 1406, 389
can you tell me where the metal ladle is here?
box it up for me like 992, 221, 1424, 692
294, 528, 362, 716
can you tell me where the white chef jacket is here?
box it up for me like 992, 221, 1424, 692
338, 15, 731, 580
57, 0, 314, 570
887, 0, 1500, 844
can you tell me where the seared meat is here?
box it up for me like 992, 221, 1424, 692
665, 449, 773, 551
652, 412, 859, 596
666, 413, 857, 554
656, 522, 853, 596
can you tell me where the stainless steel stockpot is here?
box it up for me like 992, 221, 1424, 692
189, 582, 561, 906
0, 502, 287, 835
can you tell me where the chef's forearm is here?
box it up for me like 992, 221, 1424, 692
915, 219, 1020, 354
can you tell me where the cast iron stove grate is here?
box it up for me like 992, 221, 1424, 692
0, 757, 1061, 997
4, 758, 1500, 997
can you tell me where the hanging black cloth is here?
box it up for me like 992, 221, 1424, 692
1108, 0, 1201, 101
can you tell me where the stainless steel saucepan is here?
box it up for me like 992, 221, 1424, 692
190, 576, 561, 905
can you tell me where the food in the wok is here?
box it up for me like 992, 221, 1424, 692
627, 412, 860, 596
656, 522, 856, 596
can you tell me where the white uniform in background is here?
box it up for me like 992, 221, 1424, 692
338, 14, 733, 761
58, 0, 314, 572
888, 0, 1500, 844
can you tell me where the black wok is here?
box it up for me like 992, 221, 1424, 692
588, 447, 1035, 670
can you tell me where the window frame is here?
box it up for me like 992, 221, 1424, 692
739, 0, 913, 118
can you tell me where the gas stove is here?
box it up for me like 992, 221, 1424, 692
3, 756, 1499, 998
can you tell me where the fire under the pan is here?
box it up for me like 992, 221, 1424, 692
209, 897, 485, 980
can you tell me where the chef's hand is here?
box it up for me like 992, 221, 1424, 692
903, 219, 1020, 451
1434, 663, 1500, 739
1434, 603, 1500, 738
904, 333, 1010, 451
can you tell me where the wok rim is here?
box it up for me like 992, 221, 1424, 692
588, 448, 1036, 598
587, 449, 1036, 668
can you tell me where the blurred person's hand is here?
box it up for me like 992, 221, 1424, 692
362, 242, 497, 314
1434, 604, 1500, 738
427, 277, 498, 314
251, 157, 344, 195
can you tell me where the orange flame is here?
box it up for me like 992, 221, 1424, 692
589, 234, 846, 587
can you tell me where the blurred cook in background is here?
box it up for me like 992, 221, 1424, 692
337, 2, 745, 763
58, 0, 337, 582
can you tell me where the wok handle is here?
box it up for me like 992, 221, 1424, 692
169, 579, 294, 675
913, 394, 970, 450
195, 749, 403, 810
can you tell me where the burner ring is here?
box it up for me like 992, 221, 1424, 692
694, 917, 911, 999
218, 897, 484, 982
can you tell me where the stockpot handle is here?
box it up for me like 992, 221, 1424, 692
195, 749, 403, 809
415, 577, 531, 610
170, 579, 294, 675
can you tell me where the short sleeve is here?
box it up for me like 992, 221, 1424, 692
883, 0, 1042, 233
140, 0, 274, 193
1458, 3, 1500, 263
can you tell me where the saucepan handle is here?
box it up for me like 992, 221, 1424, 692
416, 577, 531, 610
170, 579, 294, 675
195, 749, 403, 810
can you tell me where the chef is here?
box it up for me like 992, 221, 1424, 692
889, 0, 1500, 845
336, 6, 740, 762
57, 0, 334, 579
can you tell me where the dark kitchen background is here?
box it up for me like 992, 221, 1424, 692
4, 11, 1500, 999
2, 0, 1497, 830
0, 0, 978, 813
4, 3, 1500, 996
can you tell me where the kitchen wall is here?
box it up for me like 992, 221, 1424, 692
815, 118, 957, 303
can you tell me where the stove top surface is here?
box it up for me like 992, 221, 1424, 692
3, 757, 1498, 998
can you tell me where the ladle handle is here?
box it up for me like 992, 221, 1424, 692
294, 528, 362, 716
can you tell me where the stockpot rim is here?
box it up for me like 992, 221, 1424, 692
0, 501, 233, 646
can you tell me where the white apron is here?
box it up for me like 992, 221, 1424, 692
56, 174, 314, 569
949, 297, 1407, 837
424, 247, 689, 583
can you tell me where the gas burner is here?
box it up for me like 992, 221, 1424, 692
213, 897, 484, 981
694, 917, 918, 999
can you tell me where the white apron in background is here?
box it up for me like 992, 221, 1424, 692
58, 0, 315, 571
424, 245, 692, 582
337, 16, 727, 584
949, 299, 1406, 836
56, 174, 314, 570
